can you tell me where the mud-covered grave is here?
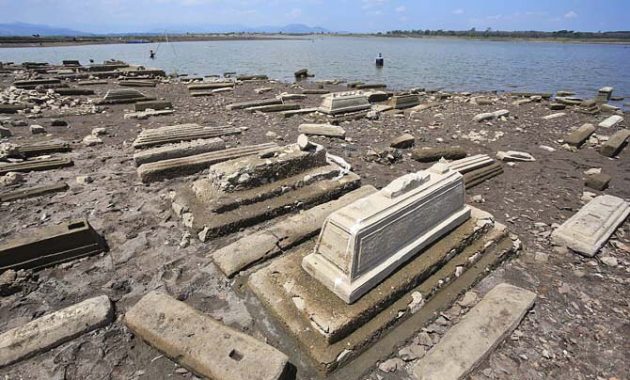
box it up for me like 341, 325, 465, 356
0, 64, 628, 380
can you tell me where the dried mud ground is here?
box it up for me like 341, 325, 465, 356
0, 75, 628, 380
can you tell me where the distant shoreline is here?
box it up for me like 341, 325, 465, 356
1, 33, 630, 49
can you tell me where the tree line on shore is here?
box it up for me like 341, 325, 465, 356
380, 29, 630, 40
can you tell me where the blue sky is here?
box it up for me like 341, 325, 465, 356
0, 0, 628, 33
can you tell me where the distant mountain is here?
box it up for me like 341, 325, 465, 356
0, 22, 90, 36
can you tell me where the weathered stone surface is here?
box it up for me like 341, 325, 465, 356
133, 138, 226, 166
599, 129, 630, 157
412, 283, 536, 380
598, 115, 623, 128
462, 162, 503, 189
132, 124, 241, 149
213, 186, 377, 277
226, 98, 282, 110
0, 157, 73, 175
596, 86, 613, 103
118, 80, 156, 87
281, 107, 318, 117
318, 92, 370, 115
187, 82, 234, 91
246, 104, 300, 113
551, 195, 630, 257
208, 144, 327, 192
249, 209, 515, 373
297, 123, 346, 138
542, 112, 566, 120
54, 88, 95, 96
124, 109, 174, 119
138, 143, 276, 182
97, 89, 153, 104
585, 173, 611, 191
12, 78, 61, 89
447, 154, 494, 174
565, 123, 596, 146
412, 147, 467, 162
0, 104, 27, 114
0, 295, 113, 368
390, 133, 415, 148
496, 151, 535, 162
0, 127, 12, 138
303, 164, 470, 303
134, 100, 172, 111
124, 291, 289, 380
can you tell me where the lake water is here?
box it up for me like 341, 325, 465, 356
1, 36, 629, 99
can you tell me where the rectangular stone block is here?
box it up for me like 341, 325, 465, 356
462, 162, 503, 189
0, 218, 108, 271
411, 147, 467, 162
187, 82, 234, 91
598, 115, 623, 128
297, 123, 346, 138
97, 89, 153, 104
565, 123, 596, 146
0, 182, 69, 202
212, 186, 378, 277
302, 164, 470, 303
318, 92, 371, 115
118, 80, 156, 87
551, 195, 630, 257
412, 283, 536, 380
134, 100, 172, 111
0, 295, 113, 368
133, 138, 226, 166
138, 143, 277, 183
14, 140, 71, 158
124, 291, 289, 380
388, 94, 420, 110
599, 129, 630, 157
245, 104, 300, 113
447, 154, 494, 174
132, 124, 241, 149
226, 98, 282, 110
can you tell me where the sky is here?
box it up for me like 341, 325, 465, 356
0, 0, 629, 34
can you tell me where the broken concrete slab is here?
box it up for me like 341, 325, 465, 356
599, 129, 630, 157
132, 124, 241, 149
447, 154, 494, 174
496, 151, 535, 162
0, 218, 108, 271
124, 291, 290, 380
596, 86, 614, 103
187, 82, 234, 91
226, 98, 282, 110
213, 186, 378, 277
472, 109, 509, 122
54, 88, 95, 96
462, 162, 504, 189
412, 283, 536, 380
298, 123, 346, 138
96, 89, 154, 104
12, 78, 61, 89
0, 104, 28, 114
0, 127, 12, 137
281, 107, 318, 117
124, 109, 174, 119
138, 143, 276, 183
303, 164, 470, 303
598, 115, 623, 128
118, 80, 157, 87
249, 208, 515, 373
0, 182, 68, 202
390, 133, 415, 149
585, 173, 611, 191
542, 112, 566, 120
0, 157, 73, 175
246, 104, 300, 113
134, 100, 172, 112
0, 295, 113, 368
551, 195, 630, 257
388, 94, 420, 110
133, 138, 226, 166
411, 147, 467, 162
565, 123, 596, 147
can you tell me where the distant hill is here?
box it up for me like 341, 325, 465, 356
0, 22, 90, 36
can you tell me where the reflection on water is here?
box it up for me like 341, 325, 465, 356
1, 37, 629, 98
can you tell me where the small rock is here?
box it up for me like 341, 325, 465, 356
0, 126, 13, 137
76, 175, 93, 185
91, 127, 107, 136
399, 345, 425, 361
390, 133, 415, 149
534, 252, 549, 263
415, 332, 433, 347
265, 131, 278, 139
51, 120, 67, 127
378, 358, 404, 373
457, 291, 478, 308
600, 256, 618, 267
82, 135, 103, 146
0, 172, 24, 186
471, 195, 485, 203
29, 124, 46, 134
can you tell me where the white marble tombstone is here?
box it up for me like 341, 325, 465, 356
302, 163, 471, 303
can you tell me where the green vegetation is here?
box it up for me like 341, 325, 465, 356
380, 29, 630, 41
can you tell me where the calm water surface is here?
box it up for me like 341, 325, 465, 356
1, 37, 629, 99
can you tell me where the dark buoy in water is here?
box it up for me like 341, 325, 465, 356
375, 52, 384, 67
149, 50, 156, 59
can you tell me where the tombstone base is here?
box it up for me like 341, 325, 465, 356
248, 207, 516, 373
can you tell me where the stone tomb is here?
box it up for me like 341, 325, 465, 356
318, 92, 371, 115
172, 143, 361, 241
249, 168, 517, 373
303, 163, 470, 303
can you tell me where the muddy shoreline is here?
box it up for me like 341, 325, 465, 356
0, 63, 628, 380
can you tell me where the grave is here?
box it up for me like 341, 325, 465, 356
318, 92, 371, 115
596, 86, 613, 103
388, 94, 420, 110
302, 163, 470, 303
172, 141, 361, 241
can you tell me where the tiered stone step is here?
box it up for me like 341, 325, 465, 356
248, 207, 516, 373
133, 138, 226, 166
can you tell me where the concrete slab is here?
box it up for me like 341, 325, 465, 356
412, 283, 536, 380
303, 165, 470, 303
565, 123, 596, 146
249, 209, 514, 373
599, 129, 630, 157
212, 186, 377, 277
411, 147, 467, 162
0, 295, 113, 368
125, 291, 290, 380
0, 157, 73, 175
133, 124, 241, 149
598, 115, 623, 128
133, 138, 226, 166
298, 123, 346, 138
551, 195, 630, 257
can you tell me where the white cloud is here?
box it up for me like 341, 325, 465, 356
452, 8, 464, 15
395, 5, 406, 13
564, 10, 578, 19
